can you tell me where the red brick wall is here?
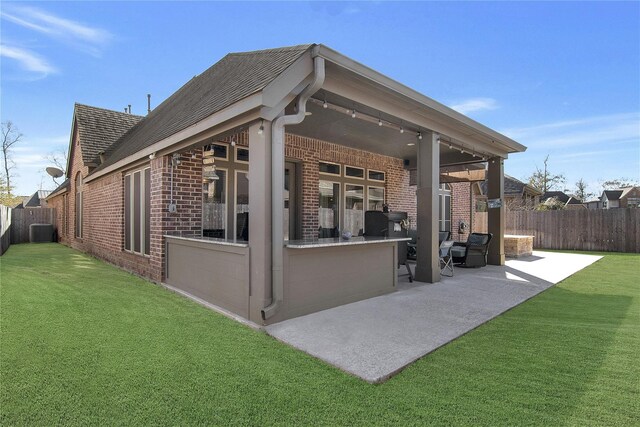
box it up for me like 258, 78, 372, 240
54, 125, 471, 283
450, 182, 472, 241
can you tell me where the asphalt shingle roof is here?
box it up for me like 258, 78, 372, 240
95, 44, 314, 173
603, 190, 624, 201
75, 104, 143, 165
480, 174, 539, 196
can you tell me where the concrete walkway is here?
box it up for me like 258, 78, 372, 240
265, 251, 602, 383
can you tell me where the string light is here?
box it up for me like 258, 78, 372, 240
323, 99, 328, 109
378, 119, 383, 127
400, 127, 404, 134
351, 109, 356, 118
257, 120, 264, 135
417, 132, 422, 140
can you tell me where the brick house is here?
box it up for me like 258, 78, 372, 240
599, 187, 640, 209
48, 44, 525, 325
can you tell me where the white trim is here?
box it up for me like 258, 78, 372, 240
319, 161, 341, 177
343, 182, 364, 235
318, 178, 341, 232
367, 169, 386, 182
344, 165, 365, 180
367, 185, 385, 211
235, 146, 250, 164
205, 142, 229, 161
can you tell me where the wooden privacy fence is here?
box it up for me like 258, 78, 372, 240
474, 208, 640, 253
0, 205, 10, 255
10, 208, 57, 244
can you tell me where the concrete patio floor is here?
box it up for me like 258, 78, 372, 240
265, 251, 602, 383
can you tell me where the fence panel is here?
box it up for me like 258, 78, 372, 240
10, 208, 57, 244
473, 209, 639, 253
0, 205, 11, 255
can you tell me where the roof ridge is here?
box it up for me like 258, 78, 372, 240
75, 103, 145, 118
228, 44, 314, 57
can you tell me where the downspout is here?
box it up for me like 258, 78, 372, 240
262, 56, 325, 320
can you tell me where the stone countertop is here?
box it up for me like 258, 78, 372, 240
285, 236, 411, 249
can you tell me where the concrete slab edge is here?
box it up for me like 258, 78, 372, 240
161, 283, 263, 331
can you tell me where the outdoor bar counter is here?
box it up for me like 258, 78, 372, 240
164, 234, 410, 324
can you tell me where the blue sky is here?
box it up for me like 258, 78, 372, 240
1, 1, 639, 199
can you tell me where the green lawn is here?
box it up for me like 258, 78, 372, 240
1, 244, 638, 426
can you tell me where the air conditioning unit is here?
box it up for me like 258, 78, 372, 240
29, 224, 54, 243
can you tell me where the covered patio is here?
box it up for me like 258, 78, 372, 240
265, 251, 602, 383
155, 44, 526, 325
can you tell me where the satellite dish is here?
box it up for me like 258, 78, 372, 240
46, 167, 64, 178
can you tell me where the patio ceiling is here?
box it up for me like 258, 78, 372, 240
289, 90, 488, 167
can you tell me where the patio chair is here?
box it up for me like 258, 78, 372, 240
406, 230, 450, 261
439, 240, 455, 277
451, 233, 493, 268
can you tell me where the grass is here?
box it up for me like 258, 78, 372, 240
1, 243, 638, 426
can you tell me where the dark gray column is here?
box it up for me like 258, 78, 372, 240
415, 131, 440, 283
248, 120, 272, 322
487, 157, 505, 265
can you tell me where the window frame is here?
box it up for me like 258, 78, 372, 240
234, 146, 250, 164
233, 169, 249, 241
202, 165, 229, 239
344, 165, 365, 180
367, 185, 385, 212
123, 166, 151, 256
204, 142, 230, 161
343, 182, 365, 236
367, 169, 386, 182
318, 179, 341, 236
319, 161, 342, 177
75, 173, 83, 239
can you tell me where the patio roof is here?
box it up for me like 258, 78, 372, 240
86, 43, 526, 183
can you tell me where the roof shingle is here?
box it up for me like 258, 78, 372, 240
96, 44, 314, 173
75, 104, 143, 165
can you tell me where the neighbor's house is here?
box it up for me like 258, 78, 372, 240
540, 191, 585, 210
13, 190, 51, 208
475, 174, 542, 212
47, 44, 525, 325
599, 187, 640, 209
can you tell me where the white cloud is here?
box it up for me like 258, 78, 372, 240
501, 112, 640, 148
449, 98, 499, 114
0, 44, 57, 76
1, 6, 112, 57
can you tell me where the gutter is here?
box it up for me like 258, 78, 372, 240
261, 55, 325, 321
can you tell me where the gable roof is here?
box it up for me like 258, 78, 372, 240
480, 174, 541, 196
541, 191, 583, 205
603, 190, 624, 201
95, 44, 314, 173
73, 104, 143, 167
46, 179, 70, 199
21, 190, 52, 207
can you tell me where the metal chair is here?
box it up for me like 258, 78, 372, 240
439, 240, 455, 277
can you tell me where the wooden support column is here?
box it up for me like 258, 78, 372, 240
248, 120, 272, 322
415, 131, 440, 283
487, 157, 505, 265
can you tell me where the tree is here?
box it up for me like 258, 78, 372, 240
573, 178, 594, 202
600, 178, 640, 190
1, 121, 23, 196
527, 155, 565, 193
44, 148, 68, 186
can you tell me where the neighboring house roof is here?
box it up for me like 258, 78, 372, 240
22, 190, 52, 207
542, 191, 582, 205
74, 104, 144, 167
479, 174, 541, 196
603, 189, 625, 201
46, 179, 70, 200
95, 44, 313, 173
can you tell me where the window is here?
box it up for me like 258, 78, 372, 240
345, 166, 364, 179
368, 169, 385, 182
368, 186, 385, 211
235, 171, 249, 241
438, 183, 451, 232
319, 180, 340, 237
202, 167, 227, 238
319, 161, 341, 176
204, 143, 229, 160
75, 173, 83, 238
124, 168, 151, 255
235, 147, 249, 164
344, 184, 364, 236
